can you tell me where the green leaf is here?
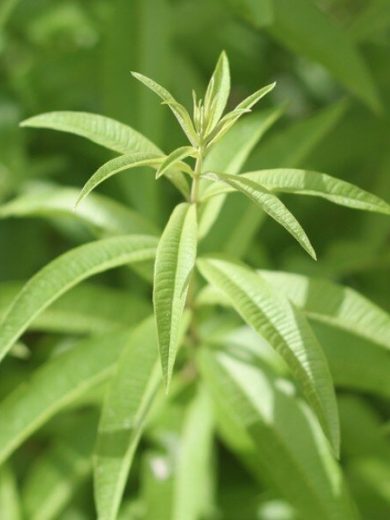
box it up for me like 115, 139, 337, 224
197, 257, 339, 454
76, 153, 163, 206
0, 235, 157, 363
0, 330, 132, 464
0, 282, 151, 335
207, 83, 276, 146
154, 203, 197, 388
198, 107, 282, 240
204, 172, 316, 259
243, 169, 390, 215
20, 111, 189, 198
94, 317, 161, 520
204, 51, 231, 132
131, 72, 198, 146
0, 184, 159, 236
200, 347, 357, 520
20, 111, 159, 156
156, 146, 195, 179
269, 0, 380, 111
172, 387, 215, 520
258, 270, 390, 350
203, 168, 390, 216
0, 465, 21, 520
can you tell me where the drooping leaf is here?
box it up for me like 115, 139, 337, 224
0, 235, 157, 362
0, 282, 151, 335
20, 112, 189, 198
204, 172, 316, 259
0, 330, 133, 464
268, 0, 381, 111
131, 72, 198, 146
172, 387, 215, 520
0, 184, 159, 236
76, 153, 163, 206
204, 51, 231, 132
94, 317, 161, 520
197, 257, 339, 453
258, 270, 390, 350
154, 203, 197, 388
156, 146, 195, 179
200, 347, 357, 520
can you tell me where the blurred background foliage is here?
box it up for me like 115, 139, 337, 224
0, 0, 389, 518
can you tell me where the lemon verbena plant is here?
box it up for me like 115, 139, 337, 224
1, 52, 390, 520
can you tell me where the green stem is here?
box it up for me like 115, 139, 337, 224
190, 146, 204, 203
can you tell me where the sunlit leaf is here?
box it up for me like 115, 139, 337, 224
154, 203, 197, 388
197, 257, 339, 454
0, 235, 157, 362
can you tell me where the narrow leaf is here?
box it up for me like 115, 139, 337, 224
156, 146, 195, 179
204, 51, 231, 131
94, 317, 161, 520
242, 169, 390, 215
76, 153, 162, 206
154, 203, 197, 388
205, 172, 316, 259
131, 72, 198, 145
0, 235, 157, 362
197, 257, 339, 454
258, 270, 390, 350
200, 347, 357, 520
0, 330, 132, 464
207, 83, 275, 146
